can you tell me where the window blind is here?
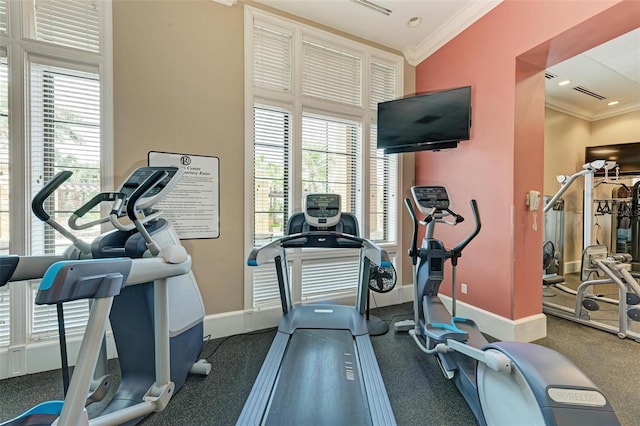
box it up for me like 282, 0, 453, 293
0, 0, 7, 34
33, 0, 101, 53
0, 51, 8, 255
253, 24, 292, 93
302, 39, 361, 106
301, 113, 359, 213
301, 257, 360, 299
369, 61, 397, 242
253, 105, 290, 247
248, 11, 402, 309
0, 286, 9, 346
28, 62, 100, 340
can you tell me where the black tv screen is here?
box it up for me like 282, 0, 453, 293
377, 86, 471, 153
585, 143, 640, 175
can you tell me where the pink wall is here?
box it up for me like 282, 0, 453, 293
414, 0, 639, 320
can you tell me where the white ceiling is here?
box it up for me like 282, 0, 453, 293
252, 0, 640, 121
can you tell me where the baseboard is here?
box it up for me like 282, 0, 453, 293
564, 261, 581, 274
0, 334, 118, 380
203, 283, 415, 339
438, 295, 547, 342
0, 285, 416, 380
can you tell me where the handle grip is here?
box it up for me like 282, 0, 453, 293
404, 197, 419, 266
69, 192, 123, 230
451, 199, 481, 256
32, 171, 73, 221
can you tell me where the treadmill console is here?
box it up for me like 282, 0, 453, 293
411, 186, 450, 216
304, 193, 341, 228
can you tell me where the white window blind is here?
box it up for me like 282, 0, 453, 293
253, 24, 292, 93
301, 113, 359, 214
253, 105, 290, 247
302, 39, 361, 106
0, 0, 7, 35
0, 51, 8, 255
247, 9, 402, 309
28, 62, 101, 341
301, 257, 360, 299
0, 287, 9, 346
30, 282, 90, 340
369, 61, 398, 242
32, 0, 101, 53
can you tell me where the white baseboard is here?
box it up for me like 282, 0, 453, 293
0, 283, 547, 379
564, 261, 581, 274
0, 334, 118, 380
203, 284, 416, 339
438, 295, 547, 342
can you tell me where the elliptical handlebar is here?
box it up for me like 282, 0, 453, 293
404, 197, 419, 266
451, 199, 481, 258
32, 171, 73, 222
125, 170, 168, 222
69, 192, 124, 230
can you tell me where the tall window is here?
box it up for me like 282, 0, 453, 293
245, 8, 402, 307
0, 0, 111, 374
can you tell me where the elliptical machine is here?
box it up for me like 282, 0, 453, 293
2, 167, 210, 425
398, 185, 619, 425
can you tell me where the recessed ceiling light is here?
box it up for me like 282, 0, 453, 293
608, 100, 620, 106
558, 80, 571, 86
407, 17, 422, 27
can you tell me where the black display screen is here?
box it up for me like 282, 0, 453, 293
377, 86, 471, 153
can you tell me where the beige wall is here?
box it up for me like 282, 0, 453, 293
113, 0, 415, 315
544, 108, 640, 264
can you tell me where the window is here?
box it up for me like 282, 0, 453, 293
245, 8, 402, 307
0, 0, 111, 375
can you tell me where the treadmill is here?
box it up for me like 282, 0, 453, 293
237, 194, 396, 425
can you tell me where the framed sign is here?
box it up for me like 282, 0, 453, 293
148, 151, 220, 239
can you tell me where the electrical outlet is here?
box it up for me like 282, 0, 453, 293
461, 283, 468, 294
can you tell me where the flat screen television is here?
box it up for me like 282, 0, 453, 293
377, 86, 471, 154
585, 142, 640, 175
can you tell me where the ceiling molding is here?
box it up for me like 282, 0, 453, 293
403, 0, 502, 66
212, 0, 238, 6
546, 97, 640, 122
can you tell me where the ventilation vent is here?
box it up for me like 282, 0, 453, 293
545, 72, 557, 79
573, 86, 606, 100
350, 0, 392, 16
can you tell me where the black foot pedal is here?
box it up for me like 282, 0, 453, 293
627, 308, 640, 322
582, 299, 600, 311
627, 293, 640, 306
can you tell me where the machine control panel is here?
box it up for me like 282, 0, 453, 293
304, 193, 341, 228
411, 186, 450, 215
117, 166, 182, 211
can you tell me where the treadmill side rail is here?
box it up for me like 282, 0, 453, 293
237, 332, 289, 425
356, 335, 397, 426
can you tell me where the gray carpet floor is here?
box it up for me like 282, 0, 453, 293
0, 301, 638, 425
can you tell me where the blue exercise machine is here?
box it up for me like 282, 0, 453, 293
2, 167, 209, 425
396, 185, 620, 425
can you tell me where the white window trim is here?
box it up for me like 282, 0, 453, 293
243, 6, 403, 310
0, 0, 113, 379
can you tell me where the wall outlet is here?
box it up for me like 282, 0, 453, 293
461, 283, 468, 294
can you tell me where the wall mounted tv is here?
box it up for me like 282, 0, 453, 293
377, 85, 471, 154
585, 142, 640, 175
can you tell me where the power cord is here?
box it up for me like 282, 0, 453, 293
201, 327, 277, 360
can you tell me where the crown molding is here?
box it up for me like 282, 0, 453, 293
212, 0, 238, 6
546, 96, 640, 122
403, 0, 502, 66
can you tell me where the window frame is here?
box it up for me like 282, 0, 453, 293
244, 6, 403, 309
0, 0, 112, 377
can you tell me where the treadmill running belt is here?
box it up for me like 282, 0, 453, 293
264, 329, 371, 426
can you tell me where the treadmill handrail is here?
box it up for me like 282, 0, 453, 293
247, 231, 390, 268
